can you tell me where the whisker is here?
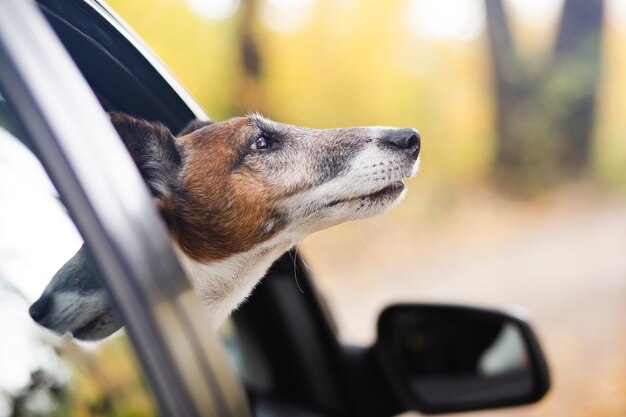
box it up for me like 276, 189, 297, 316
290, 247, 305, 294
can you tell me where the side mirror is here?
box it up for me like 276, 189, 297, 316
376, 304, 550, 414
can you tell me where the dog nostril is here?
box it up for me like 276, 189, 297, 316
384, 129, 421, 158
29, 296, 51, 323
405, 131, 420, 153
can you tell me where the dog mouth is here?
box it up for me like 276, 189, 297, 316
363, 181, 405, 202
325, 180, 405, 208
71, 310, 123, 341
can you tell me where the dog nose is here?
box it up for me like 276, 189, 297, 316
29, 296, 52, 323
382, 128, 420, 159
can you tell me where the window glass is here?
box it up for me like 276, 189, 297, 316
0, 90, 157, 417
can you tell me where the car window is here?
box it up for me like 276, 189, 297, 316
0, 2, 252, 416
0, 89, 158, 417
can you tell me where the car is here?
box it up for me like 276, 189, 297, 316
0, 0, 550, 416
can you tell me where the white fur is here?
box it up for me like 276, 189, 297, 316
39, 290, 109, 331
175, 234, 299, 329
279, 141, 419, 234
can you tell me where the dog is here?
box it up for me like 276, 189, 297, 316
28, 113, 420, 340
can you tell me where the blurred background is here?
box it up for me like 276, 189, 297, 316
104, 0, 626, 415
0, 0, 624, 416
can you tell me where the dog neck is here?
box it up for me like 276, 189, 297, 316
175, 235, 298, 328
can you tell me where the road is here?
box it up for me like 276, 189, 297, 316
302, 188, 626, 417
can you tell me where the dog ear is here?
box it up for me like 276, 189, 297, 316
177, 118, 214, 136
109, 112, 182, 205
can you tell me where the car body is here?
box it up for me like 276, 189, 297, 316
0, 0, 549, 416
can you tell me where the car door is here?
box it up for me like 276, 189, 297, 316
0, 1, 250, 416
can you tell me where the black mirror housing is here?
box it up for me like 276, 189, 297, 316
376, 304, 550, 414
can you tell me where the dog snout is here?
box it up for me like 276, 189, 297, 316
382, 128, 420, 159
29, 295, 52, 324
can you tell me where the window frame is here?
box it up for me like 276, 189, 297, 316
0, 1, 250, 417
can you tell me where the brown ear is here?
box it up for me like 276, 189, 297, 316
109, 112, 182, 202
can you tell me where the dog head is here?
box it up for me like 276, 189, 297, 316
169, 114, 420, 262
28, 244, 122, 340
29, 113, 420, 340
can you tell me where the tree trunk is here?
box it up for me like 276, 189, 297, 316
552, 0, 605, 170
485, 0, 605, 191
236, 0, 263, 114
484, 0, 519, 171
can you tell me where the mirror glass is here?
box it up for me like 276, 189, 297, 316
378, 305, 546, 413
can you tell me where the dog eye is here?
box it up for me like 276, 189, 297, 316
250, 135, 270, 151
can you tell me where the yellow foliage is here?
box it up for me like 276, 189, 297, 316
593, 26, 626, 189
106, 0, 626, 191
107, 0, 499, 190
59, 334, 156, 417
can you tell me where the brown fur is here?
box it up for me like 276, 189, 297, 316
168, 118, 282, 263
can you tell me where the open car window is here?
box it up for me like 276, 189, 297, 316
0, 1, 249, 417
